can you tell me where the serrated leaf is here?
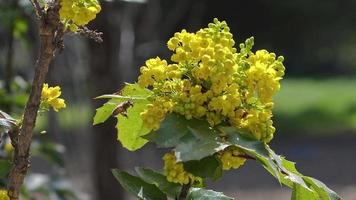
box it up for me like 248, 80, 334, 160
183, 155, 222, 180
292, 183, 319, 200
174, 126, 227, 162
303, 177, 341, 200
267, 147, 309, 189
222, 127, 281, 181
93, 83, 152, 125
187, 188, 233, 200
135, 167, 181, 198
93, 83, 152, 151
93, 98, 121, 125
112, 169, 167, 200
95, 94, 147, 100
117, 101, 150, 151
144, 114, 193, 148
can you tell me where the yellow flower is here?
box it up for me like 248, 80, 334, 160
163, 152, 201, 185
59, 0, 101, 32
218, 146, 246, 170
4, 142, 14, 154
41, 83, 66, 112
0, 190, 9, 200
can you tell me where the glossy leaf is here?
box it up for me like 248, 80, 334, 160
174, 126, 227, 162
93, 98, 121, 125
292, 183, 319, 200
144, 114, 193, 148
93, 83, 152, 125
303, 177, 341, 200
135, 167, 181, 198
116, 100, 150, 151
187, 188, 233, 200
183, 155, 222, 180
112, 169, 167, 200
93, 84, 152, 150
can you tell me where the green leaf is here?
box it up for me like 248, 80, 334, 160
0, 159, 12, 178
135, 167, 181, 198
144, 114, 193, 148
93, 98, 121, 125
221, 127, 281, 181
292, 183, 319, 200
174, 126, 227, 162
303, 177, 341, 200
187, 188, 233, 200
143, 115, 340, 200
95, 94, 147, 100
93, 83, 152, 125
222, 127, 270, 158
93, 83, 152, 151
267, 147, 309, 189
116, 100, 150, 151
112, 169, 167, 200
183, 155, 222, 180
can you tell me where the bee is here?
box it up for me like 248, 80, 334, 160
112, 100, 133, 118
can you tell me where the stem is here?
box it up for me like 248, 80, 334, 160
7, 1, 62, 199
177, 183, 191, 200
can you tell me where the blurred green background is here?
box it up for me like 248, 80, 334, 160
1, 0, 356, 199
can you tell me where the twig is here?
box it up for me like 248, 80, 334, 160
7, 1, 63, 199
29, 0, 43, 19
177, 183, 190, 200
77, 26, 103, 43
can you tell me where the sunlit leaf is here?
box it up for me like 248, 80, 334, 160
183, 155, 222, 180
135, 167, 181, 198
116, 100, 150, 151
187, 188, 233, 200
292, 183, 319, 200
112, 169, 167, 200
303, 177, 341, 200
93, 83, 152, 125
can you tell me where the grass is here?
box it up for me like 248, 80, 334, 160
273, 78, 356, 135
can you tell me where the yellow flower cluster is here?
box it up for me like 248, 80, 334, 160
138, 19, 285, 181
41, 84, 66, 112
140, 96, 174, 130
163, 152, 201, 185
0, 190, 9, 200
138, 18, 285, 143
218, 146, 246, 170
59, 0, 101, 32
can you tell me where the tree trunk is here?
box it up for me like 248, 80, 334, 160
87, 2, 124, 199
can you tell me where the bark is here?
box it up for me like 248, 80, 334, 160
88, 2, 124, 199
7, 2, 62, 199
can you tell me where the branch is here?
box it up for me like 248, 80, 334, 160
29, 0, 43, 19
7, 1, 63, 199
77, 26, 103, 43
177, 183, 191, 200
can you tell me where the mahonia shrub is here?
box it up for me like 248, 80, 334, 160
94, 19, 341, 200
